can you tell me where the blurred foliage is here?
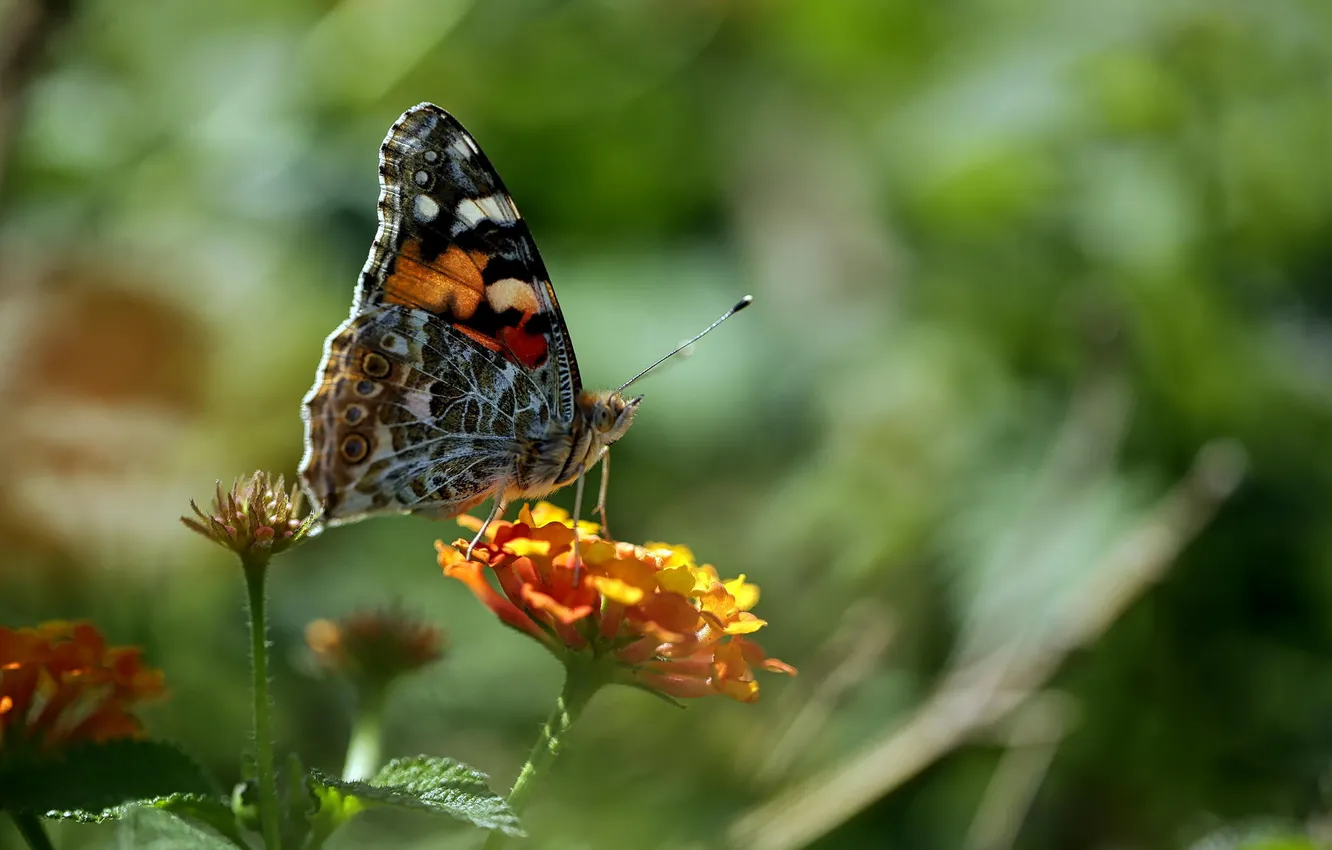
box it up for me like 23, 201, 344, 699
2, 0, 1332, 847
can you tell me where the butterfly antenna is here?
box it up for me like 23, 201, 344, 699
616, 295, 753, 393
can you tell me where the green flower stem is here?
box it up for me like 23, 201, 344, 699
483, 662, 605, 850
243, 556, 282, 850
9, 812, 55, 850
342, 684, 387, 781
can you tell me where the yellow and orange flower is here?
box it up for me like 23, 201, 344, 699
306, 608, 446, 686
438, 503, 795, 703
0, 621, 165, 757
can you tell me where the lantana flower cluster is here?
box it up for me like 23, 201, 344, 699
0, 621, 164, 757
438, 503, 795, 703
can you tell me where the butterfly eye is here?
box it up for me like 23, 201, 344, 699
594, 405, 615, 434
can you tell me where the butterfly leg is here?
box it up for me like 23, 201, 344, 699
571, 472, 586, 581
595, 449, 612, 539
466, 494, 508, 561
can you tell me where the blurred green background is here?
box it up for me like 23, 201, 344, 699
3, 0, 1332, 847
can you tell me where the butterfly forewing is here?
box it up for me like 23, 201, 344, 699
356, 104, 581, 413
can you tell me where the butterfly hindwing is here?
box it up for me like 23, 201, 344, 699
301, 306, 550, 522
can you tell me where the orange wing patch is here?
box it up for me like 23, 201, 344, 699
383, 241, 486, 317
454, 323, 504, 353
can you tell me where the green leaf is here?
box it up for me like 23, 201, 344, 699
305, 781, 364, 850
1190, 823, 1318, 850
0, 740, 218, 821
48, 793, 247, 847
308, 756, 523, 838
159, 796, 251, 848
116, 806, 246, 850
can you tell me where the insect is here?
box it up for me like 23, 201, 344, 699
299, 103, 747, 552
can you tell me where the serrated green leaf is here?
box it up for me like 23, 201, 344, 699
117, 806, 245, 850
45, 792, 246, 846
308, 756, 522, 837
0, 740, 217, 819
159, 795, 251, 848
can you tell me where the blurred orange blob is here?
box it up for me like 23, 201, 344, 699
306, 607, 446, 687
0, 621, 165, 757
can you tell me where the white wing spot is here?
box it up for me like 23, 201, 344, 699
423, 150, 439, 162
451, 137, 475, 159
414, 170, 430, 186
486, 277, 541, 315
454, 194, 518, 231
414, 194, 440, 222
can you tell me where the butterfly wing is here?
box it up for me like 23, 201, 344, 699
300, 306, 555, 522
300, 103, 577, 523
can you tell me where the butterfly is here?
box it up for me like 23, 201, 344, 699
299, 103, 747, 549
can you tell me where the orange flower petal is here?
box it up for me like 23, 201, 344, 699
632, 672, 717, 699
520, 585, 595, 626
441, 556, 552, 648
697, 582, 740, 621
737, 638, 798, 676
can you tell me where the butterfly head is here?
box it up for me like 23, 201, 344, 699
579, 389, 641, 451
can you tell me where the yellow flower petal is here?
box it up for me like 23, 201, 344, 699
657, 565, 700, 595
645, 542, 696, 567
504, 538, 551, 557
580, 540, 618, 566
724, 612, 768, 635
594, 558, 659, 605
593, 575, 645, 605
529, 501, 600, 534
724, 575, 760, 611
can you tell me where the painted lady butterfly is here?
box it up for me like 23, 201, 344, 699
299, 103, 745, 548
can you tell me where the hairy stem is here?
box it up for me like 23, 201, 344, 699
482, 664, 603, 850
243, 557, 282, 850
